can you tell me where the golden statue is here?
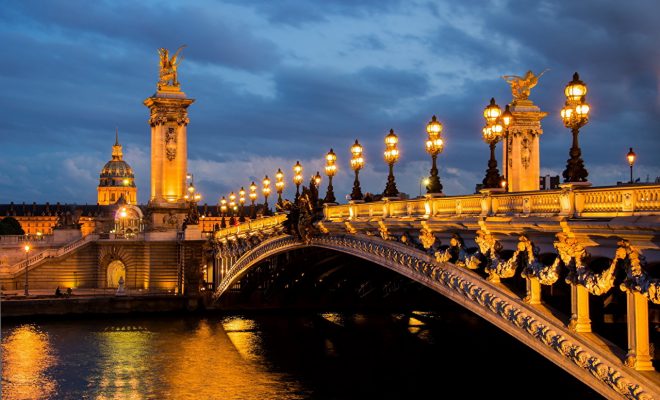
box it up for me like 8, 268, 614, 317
501, 69, 548, 101
158, 45, 186, 89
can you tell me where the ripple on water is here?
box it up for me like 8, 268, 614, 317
2, 324, 58, 400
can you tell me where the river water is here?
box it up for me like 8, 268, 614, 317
1, 310, 600, 399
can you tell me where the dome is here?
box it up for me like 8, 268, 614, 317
99, 160, 135, 185
98, 131, 136, 188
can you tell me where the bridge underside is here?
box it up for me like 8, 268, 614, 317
212, 233, 659, 399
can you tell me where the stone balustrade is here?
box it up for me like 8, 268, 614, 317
324, 184, 660, 221
213, 214, 288, 241
2, 234, 99, 276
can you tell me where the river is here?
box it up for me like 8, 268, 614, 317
1, 310, 600, 399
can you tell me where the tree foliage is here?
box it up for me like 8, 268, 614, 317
0, 217, 25, 235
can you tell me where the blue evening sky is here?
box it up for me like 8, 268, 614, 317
1, 0, 658, 204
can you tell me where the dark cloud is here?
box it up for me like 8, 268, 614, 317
3, 0, 282, 71
1, 0, 658, 204
231, 0, 404, 27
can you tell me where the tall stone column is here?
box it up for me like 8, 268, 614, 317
504, 99, 547, 192
143, 47, 195, 231
144, 92, 194, 206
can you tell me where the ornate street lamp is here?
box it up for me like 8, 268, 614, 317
324, 149, 337, 204
314, 171, 322, 187
293, 161, 303, 200
383, 129, 400, 198
249, 182, 257, 219
220, 196, 227, 216
275, 168, 285, 207
349, 140, 364, 201
24, 244, 30, 296
229, 192, 236, 217
219, 196, 227, 228
307, 171, 322, 209
118, 207, 128, 236
500, 104, 514, 191
262, 175, 271, 216
560, 72, 590, 183
481, 98, 504, 189
238, 187, 246, 222
183, 175, 201, 224
627, 148, 636, 184
425, 115, 444, 194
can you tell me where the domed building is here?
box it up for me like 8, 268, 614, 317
97, 131, 137, 205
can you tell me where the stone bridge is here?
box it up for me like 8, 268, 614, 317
210, 184, 660, 399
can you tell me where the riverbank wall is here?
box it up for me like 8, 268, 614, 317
1, 295, 202, 318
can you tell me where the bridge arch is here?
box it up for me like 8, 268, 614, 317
214, 233, 658, 399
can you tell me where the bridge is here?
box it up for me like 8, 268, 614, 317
210, 183, 660, 399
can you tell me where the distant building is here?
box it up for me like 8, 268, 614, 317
539, 175, 560, 190
97, 132, 137, 205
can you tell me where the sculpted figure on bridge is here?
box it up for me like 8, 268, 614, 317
502, 69, 548, 101
519, 236, 559, 285
618, 240, 660, 304
296, 189, 316, 244
419, 222, 436, 250
158, 45, 186, 89
474, 231, 507, 282
435, 234, 480, 270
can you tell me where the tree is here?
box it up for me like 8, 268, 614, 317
0, 217, 25, 235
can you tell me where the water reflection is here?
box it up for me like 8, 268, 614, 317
223, 317, 263, 362
164, 318, 306, 399
1, 312, 599, 399
89, 325, 153, 400
2, 325, 57, 400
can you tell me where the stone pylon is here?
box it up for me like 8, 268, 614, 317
503, 98, 548, 192
144, 48, 195, 230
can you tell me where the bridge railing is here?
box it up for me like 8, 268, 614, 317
325, 184, 660, 220
213, 214, 288, 239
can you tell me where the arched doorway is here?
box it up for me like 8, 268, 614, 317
107, 260, 126, 288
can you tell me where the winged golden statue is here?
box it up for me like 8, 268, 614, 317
501, 69, 549, 101
158, 45, 186, 89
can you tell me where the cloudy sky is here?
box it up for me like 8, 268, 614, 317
1, 0, 659, 205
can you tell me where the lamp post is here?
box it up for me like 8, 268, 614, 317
419, 178, 430, 197
501, 105, 514, 191
293, 161, 303, 201
275, 168, 285, 208
310, 171, 322, 208
219, 196, 227, 228
350, 140, 364, 201
119, 207, 128, 237
184, 175, 201, 224
627, 148, 636, 184
263, 175, 271, 216
239, 187, 246, 222
481, 98, 504, 189
228, 192, 236, 225
383, 129, 400, 198
229, 192, 236, 216
324, 149, 337, 203
23, 244, 30, 296
425, 115, 444, 194
560, 72, 590, 183
249, 182, 257, 219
